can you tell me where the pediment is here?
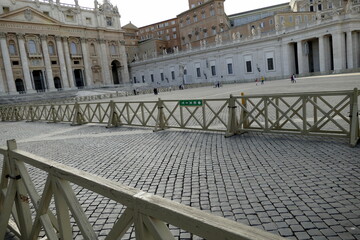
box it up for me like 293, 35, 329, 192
0, 7, 60, 25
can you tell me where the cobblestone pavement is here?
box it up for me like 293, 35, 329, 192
1, 73, 360, 239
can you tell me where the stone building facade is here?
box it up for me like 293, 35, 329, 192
129, 0, 360, 86
0, 0, 129, 95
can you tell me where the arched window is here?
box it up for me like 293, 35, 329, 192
28, 40, 37, 54
70, 42, 77, 55
8, 41, 17, 55
48, 42, 55, 56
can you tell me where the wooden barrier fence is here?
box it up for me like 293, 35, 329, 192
0, 89, 359, 146
0, 140, 286, 239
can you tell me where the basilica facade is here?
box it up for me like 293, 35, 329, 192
0, 0, 129, 95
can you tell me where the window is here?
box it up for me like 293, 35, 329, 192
142, 75, 145, 83
194, 16, 198, 22
197, 67, 201, 78
3, 7, 10, 13
151, 74, 154, 82
171, 71, 175, 80
66, 15, 74, 22
210, 9, 215, 16
106, 17, 113, 26
70, 42, 77, 55
202, 12, 206, 19
318, 4, 322, 11
9, 41, 16, 55
43, 11, 49, 16
227, 63, 233, 74
211, 66, 216, 76
267, 58, 274, 71
28, 40, 37, 54
161, 72, 164, 81
86, 17, 92, 25
12, 61, 19, 66
269, 19, 273, 25
48, 42, 55, 56
310, 5, 314, 11
173, 33, 177, 39
133, 77, 137, 83
289, 16, 293, 22
246, 61, 252, 73
51, 61, 57, 65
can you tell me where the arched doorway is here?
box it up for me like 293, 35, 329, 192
111, 60, 122, 85
33, 70, 45, 92
74, 69, 85, 88
15, 79, 25, 93
54, 77, 62, 89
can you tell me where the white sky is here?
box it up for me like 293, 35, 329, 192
62, 0, 290, 27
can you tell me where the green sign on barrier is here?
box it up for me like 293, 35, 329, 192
179, 100, 203, 107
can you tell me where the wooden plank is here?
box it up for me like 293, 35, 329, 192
55, 178, 97, 239
143, 215, 175, 240
105, 208, 134, 240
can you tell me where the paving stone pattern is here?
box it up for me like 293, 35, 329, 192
1, 74, 360, 239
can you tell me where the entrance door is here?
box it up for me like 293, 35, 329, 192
74, 69, 85, 88
111, 60, 122, 85
54, 77, 62, 89
15, 79, 25, 93
33, 70, 45, 92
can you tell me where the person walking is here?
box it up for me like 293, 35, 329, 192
261, 76, 265, 85
292, 73, 297, 83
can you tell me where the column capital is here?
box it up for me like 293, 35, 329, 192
80, 37, 87, 44
0, 32, 7, 39
55, 35, 62, 41
16, 33, 25, 40
98, 38, 106, 44
40, 34, 48, 41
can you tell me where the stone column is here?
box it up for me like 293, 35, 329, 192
40, 35, 56, 91
55, 36, 69, 89
318, 35, 326, 73
0, 67, 5, 94
80, 38, 93, 87
346, 31, 354, 69
17, 33, 34, 93
119, 43, 130, 83
332, 31, 346, 72
297, 40, 304, 75
62, 37, 75, 88
99, 39, 111, 85
0, 32, 16, 93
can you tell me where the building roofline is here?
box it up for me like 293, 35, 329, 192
227, 2, 290, 18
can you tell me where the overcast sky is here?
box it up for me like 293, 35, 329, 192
62, 0, 290, 27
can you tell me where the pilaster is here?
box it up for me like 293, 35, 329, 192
332, 31, 346, 72
55, 36, 69, 89
80, 38, 93, 87
40, 35, 56, 91
62, 37, 75, 88
0, 32, 16, 93
17, 33, 34, 93
99, 39, 111, 85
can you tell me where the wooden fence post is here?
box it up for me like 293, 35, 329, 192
240, 92, 249, 129
107, 101, 122, 128
225, 95, 238, 137
154, 98, 166, 132
350, 88, 359, 147
71, 102, 85, 126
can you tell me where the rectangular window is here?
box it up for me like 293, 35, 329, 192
197, 67, 201, 78
106, 17, 113, 26
267, 58, 274, 71
142, 75, 145, 83
246, 61, 252, 73
133, 77, 137, 83
86, 17, 92, 25
227, 63, 233, 74
12, 61, 19, 66
151, 74, 154, 82
161, 72, 164, 81
3, 7, 10, 13
211, 66, 216, 76
51, 61, 57, 65
171, 71, 175, 80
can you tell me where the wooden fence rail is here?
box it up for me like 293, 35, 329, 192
0, 89, 359, 146
0, 140, 286, 239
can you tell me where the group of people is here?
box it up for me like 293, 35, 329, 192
255, 76, 265, 86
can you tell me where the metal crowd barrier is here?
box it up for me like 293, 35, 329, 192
0, 140, 285, 239
0, 89, 359, 147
